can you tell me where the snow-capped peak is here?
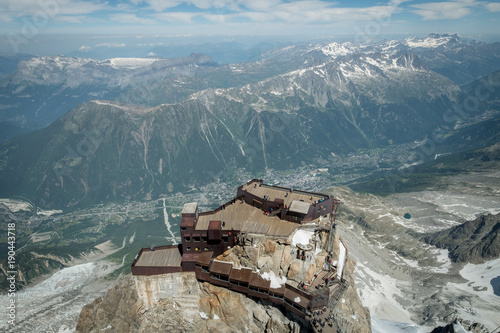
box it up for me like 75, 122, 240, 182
404, 34, 456, 49
321, 42, 358, 58
104, 57, 159, 69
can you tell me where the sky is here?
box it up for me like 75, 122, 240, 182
1, 0, 500, 56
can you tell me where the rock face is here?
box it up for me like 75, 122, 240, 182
76, 272, 301, 333
75, 237, 371, 332
216, 229, 331, 285
76, 276, 142, 333
422, 213, 500, 263
330, 258, 371, 333
430, 319, 488, 333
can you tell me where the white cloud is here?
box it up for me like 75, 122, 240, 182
410, 1, 481, 20
210, 1, 406, 25
155, 12, 198, 23
1, 0, 109, 18
238, 0, 284, 12
485, 3, 500, 12
188, 0, 408, 26
54, 15, 88, 24
130, 0, 238, 12
129, 0, 182, 12
78, 45, 92, 52
0, 13, 14, 23
110, 13, 156, 25
127, 0, 406, 25
96, 42, 126, 48
137, 42, 166, 46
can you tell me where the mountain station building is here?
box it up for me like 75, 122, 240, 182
131, 179, 348, 320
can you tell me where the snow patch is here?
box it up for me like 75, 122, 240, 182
321, 42, 357, 58
453, 322, 472, 333
448, 257, 500, 297
261, 271, 287, 289
292, 229, 313, 247
371, 317, 426, 333
405, 36, 450, 49
199, 312, 209, 319
337, 239, 347, 280
355, 261, 412, 323
37, 209, 63, 216
0, 198, 31, 212
294, 296, 301, 303
107, 57, 158, 69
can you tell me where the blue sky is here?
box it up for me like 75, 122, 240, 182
1, 0, 500, 55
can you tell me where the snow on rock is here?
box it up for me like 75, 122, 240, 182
261, 271, 287, 289
19, 262, 96, 296
337, 239, 347, 280
291, 229, 314, 247
0, 198, 31, 212
321, 42, 357, 58
453, 322, 472, 333
199, 312, 209, 319
448, 257, 500, 297
106, 57, 159, 69
371, 317, 426, 333
355, 261, 413, 323
405, 36, 451, 49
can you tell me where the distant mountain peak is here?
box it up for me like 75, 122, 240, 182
320, 41, 359, 58
403, 34, 461, 49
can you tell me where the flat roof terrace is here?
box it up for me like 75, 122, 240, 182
134, 246, 182, 268
196, 202, 300, 238
240, 181, 326, 208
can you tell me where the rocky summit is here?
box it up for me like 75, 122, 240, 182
76, 250, 369, 333
422, 213, 500, 264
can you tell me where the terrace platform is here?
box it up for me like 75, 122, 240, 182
196, 201, 300, 238
131, 245, 183, 275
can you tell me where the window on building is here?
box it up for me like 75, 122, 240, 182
204, 247, 209, 251
185, 236, 191, 242
194, 237, 201, 242
186, 247, 191, 251
181, 227, 187, 231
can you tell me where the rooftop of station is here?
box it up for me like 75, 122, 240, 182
195, 201, 301, 237
239, 180, 329, 207
134, 246, 182, 268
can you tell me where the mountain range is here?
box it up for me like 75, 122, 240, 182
0, 34, 499, 209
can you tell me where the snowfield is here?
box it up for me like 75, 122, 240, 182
0, 258, 121, 332
337, 171, 500, 332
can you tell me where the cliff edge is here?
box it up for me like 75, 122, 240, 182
75, 241, 370, 332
